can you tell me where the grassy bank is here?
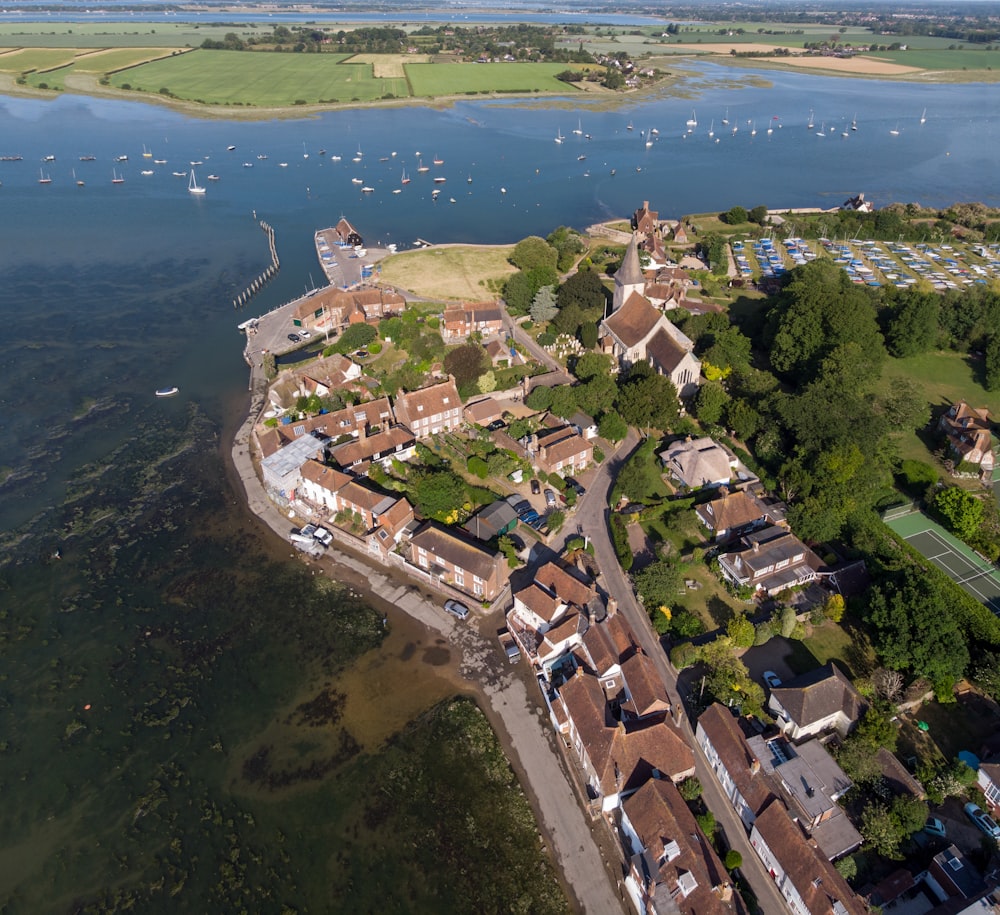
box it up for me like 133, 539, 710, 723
379, 244, 517, 301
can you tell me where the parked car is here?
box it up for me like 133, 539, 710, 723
763, 671, 782, 690
506, 534, 525, 552
287, 332, 301, 343
520, 509, 540, 525
564, 477, 586, 496
924, 817, 947, 838
544, 489, 557, 508
965, 803, 1000, 840
530, 479, 541, 495
298, 329, 311, 338
444, 599, 470, 621
300, 523, 318, 539
527, 516, 545, 531
513, 499, 532, 516
312, 526, 333, 546
486, 419, 505, 431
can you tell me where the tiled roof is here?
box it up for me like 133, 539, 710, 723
515, 582, 564, 624
378, 497, 414, 535
769, 663, 866, 731
752, 801, 867, 915
534, 561, 593, 608
464, 398, 504, 423
539, 611, 588, 657
540, 429, 592, 466
339, 479, 398, 513
645, 326, 690, 375
394, 378, 461, 428
698, 704, 775, 816
329, 425, 414, 467
604, 292, 662, 347
300, 459, 352, 493
620, 652, 671, 719
409, 522, 501, 583
623, 779, 738, 915
696, 489, 768, 533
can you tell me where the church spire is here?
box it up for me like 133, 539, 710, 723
612, 233, 646, 313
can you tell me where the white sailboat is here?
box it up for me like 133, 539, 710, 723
816, 122, 826, 137
645, 130, 654, 148
401, 168, 410, 185
38, 168, 52, 184
572, 119, 583, 136
750, 121, 757, 136
302, 142, 309, 159
73, 168, 84, 187
554, 128, 564, 144
708, 120, 714, 138
142, 144, 152, 158
807, 109, 815, 129
686, 110, 697, 127
112, 168, 125, 184
851, 113, 858, 131
188, 168, 206, 195
889, 123, 900, 136
721, 108, 730, 126
920, 108, 927, 125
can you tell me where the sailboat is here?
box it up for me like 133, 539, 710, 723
645, 130, 654, 148
686, 110, 697, 128
626, 121, 634, 131
554, 128, 564, 144
816, 122, 826, 137
74, 169, 84, 187
401, 168, 411, 185
142, 144, 152, 158
432, 154, 444, 165
38, 168, 52, 184
721, 108, 730, 126
302, 142, 309, 159
188, 169, 206, 195
889, 123, 900, 136
112, 168, 125, 184
572, 119, 583, 136
807, 109, 815, 129
851, 113, 858, 131
750, 121, 757, 137
920, 108, 927, 124
708, 120, 714, 138
416, 158, 429, 173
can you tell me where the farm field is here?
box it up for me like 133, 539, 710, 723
0, 22, 263, 48
406, 61, 588, 96
110, 49, 408, 106
378, 245, 516, 300
0, 47, 79, 72
861, 48, 1000, 70
13, 47, 183, 90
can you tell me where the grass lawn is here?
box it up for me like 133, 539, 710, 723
110, 49, 407, 105
878, 350, 1000, 465
782, 620, 876, 680
405, 61, 585, 96
378, 245, 516, 300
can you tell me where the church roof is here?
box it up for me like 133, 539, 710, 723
604, 293, 662, 347
617, 234, 645, 288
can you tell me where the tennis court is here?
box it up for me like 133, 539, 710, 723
884, 507, 1000, 613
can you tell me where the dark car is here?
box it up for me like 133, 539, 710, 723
287, 333, 301, 343
513, 500, 532, 516
564, 477, 586, 496
486, 419, 506, 431
354, 349, 369, 359
530, 479, 541, 495
520, 509, 540, 525
506, 534, 525, 552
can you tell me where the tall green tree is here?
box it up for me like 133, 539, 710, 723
933, 486, 985, 540
509, 235, 558, 271
615, 374, 679, 430
884, 291, 939, 357
530, 285, 558, 323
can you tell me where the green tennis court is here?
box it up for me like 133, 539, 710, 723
884, 507, 1000, 613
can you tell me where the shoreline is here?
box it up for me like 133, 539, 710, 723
225, 363, 625, 914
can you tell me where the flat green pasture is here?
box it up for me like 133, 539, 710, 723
111, 49, 408, 105
406, 61, 583, 95
0, 22, 274, 48
0, 47, 78, 72
21, 48, 182, 89
861, 48, 1000, 70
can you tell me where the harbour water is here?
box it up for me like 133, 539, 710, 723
0, 70, 995, 910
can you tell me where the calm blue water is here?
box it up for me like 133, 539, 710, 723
0, 67, 995, 534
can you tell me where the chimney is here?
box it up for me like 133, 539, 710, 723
643, 200, 649, 210
750, 758, 761, 775
752, 540, 760, 553
607, 597, 618, 619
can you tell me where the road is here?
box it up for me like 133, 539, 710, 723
501, 309, 573, 385
575, 431, 790, 915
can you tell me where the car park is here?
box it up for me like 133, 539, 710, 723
287, 333, 301, 343
312, 526, 332, 546
530, 479, 541, 495
444, 599, 469, 621
763, 671, 782, 690
486, 419, 506, 431
965, 803, 1000, 840
544, 489, 557, 508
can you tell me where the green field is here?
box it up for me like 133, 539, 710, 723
406, 61, 585, 96
862, 48, 1000, 70
0, 47, 78, 72
111, 48, 409, 105
0, 21, 276, 48
15, 47, 181, 90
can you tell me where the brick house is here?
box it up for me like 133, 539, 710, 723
441, 302, 504, 342
767, 663, 867, 742
327, 425, 417, 474
717, 525, 822, 596
407, 521, 508, 602
392, 378, 463, 438
938, 401, 995, 473
525, 424, 593, 477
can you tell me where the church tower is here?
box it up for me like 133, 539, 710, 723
612, 233, 645, 314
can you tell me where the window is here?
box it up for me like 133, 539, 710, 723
454, 570, 464, 586
418, 556, 428, 569
473, 583, 483, 596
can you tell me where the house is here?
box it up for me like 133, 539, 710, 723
407, 521, 509, 602
257, 413, 336, 459
976, 757, 1000, 816
392, 378, 463, 438
260, 434, 328, 498
841, 192, 875, 214
569, 411, 599, 441
557, 667, 695, 811
928, 845, 986, 904
717, 525, 822, 596
748, 800, 868, 915
620, 779, 742, 915
331, 216, 363, 247
463, 397, 506, 427
323, 396, 395, 440
746, 734, 862, 861
441, 302, 505, 342
938, 402, 995, 473
673, 223, 689, 245
660, 437, 736, 490
767, 663, 868, 742
291, 286, 405, 335
327, 425, 417, 473
484, 339, 509, 366
526, 424, 593, 477
695, 488, 772, 541
463, 500, 519, 541
632, 199, 659, 235
696, 704, 776, 829
599, 234, 701, 398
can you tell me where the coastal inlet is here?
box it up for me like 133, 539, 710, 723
233, 216, 279, 309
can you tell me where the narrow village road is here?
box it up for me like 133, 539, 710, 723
502, 311, 573, 385
575, 432, 791, 915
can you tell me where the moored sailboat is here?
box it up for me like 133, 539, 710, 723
188, 168, 206, 195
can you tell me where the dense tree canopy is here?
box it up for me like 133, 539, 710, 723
615, 373, 679, 430
443, 344, 488, 387
509, 236, 558, 271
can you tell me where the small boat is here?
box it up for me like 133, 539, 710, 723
155, 387, 179, 397
117, 155, 128, 162
141, 169, 154, 176
609, 169, 616, 176
361, 186, 374, 193
352, 155, 362, 163
816, 122, 826, 137
154, 158, 167, 164
319, 149, 327, 156
721, 108, 730, 126
330, 155, 341, 162
42, 154, 55, 162
708, 120, 714, 138
242, 162, 253, 168
188, 169, 206, 195
750, 121, 757, 137
279, 162, 288, 168
920, 108, 927, 125
38, 169, 51, 184
807, 109, 815, 129
572, 119, 583, 136
416, 159, 429, 173
851, 114, 858, 131
433, 176, 446, 184
355, 144, 363, 158
172, 171, 187, 177
645, 134, 653, 148
206, 174, 220, 181
73, 169, 84, 187
79, 155, 96, 161
401, 169, 410, 185
391, 151, 397, 157
352, 177, 363, 184
577, 155, 587, 161
554, 129, 564, 144
303, 143, 309, 159
257, 154, 268, 160
467, 175, 472, 184
227, 145, 237, 151
378, 156, 388, 162
142, 145, 152, 158
449, 197, 456, 204
431, 189, 441, 198
112, 169, 125, 184
190, 160, 202, 166
686, 110, 697, 127
500, 187, 507, 194
889, 123, 900, 136
432, 155, 444, 165
626, 121, 634, 131
392, 188, 402, 194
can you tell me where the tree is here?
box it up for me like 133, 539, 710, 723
986, 333, 1000, 392
748, 204, 769, 225
872, 667, 904, 702
576, 374, 617, 417
722, 205, 747, 225
725, 399, 762, 441
578, 321, 598, 350
723, 850, 742, 871
615, 374, 679, 430
572, 352, 613, 381
547, 509, 566, 533
598, 410, 628, 442
891, 795, 928, 839
547, 225, 586, 271
530, 285, 558, 323
503, 271, 532, 315
411, 470, 467, 521
861, 804, 903, 860
694, 380, 730, 425
933, 486, 985, 540
884, 291, 939, 357
834, 856, 858, 882
444, 344, 488, 387
678, 777, 702, 801
549, 385, 579, 419
525, 386, 552, 411
617, 449, 661, 502
509, 235, 558, 271
336, 322, 377, 352
633, 559, 684, 610
557, 268, 608, 312
477, 370, 497, 394
727, 614, 755, 649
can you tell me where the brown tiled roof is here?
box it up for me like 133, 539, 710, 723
875, 748, 925, 799
393, 378, 461, 427
581, 614, 637, 676
534, 561, 593, 608
464, 397, 504, 424
324, 397, 394, 436
623, 779, 739, 915
769, 663, 867, 731
338, 479, 397, 512
696, 490, 767, 533
515, 582, 564, 624
540, 611, 588, 656
604, 292, 662, 347
329, 425, 414, 468
752, 801, 868, 915
300, 459, 352, 493
540, 430, 592, 466
378, 497, 413, 534
621, 652, 671, 719
409, 522, 502, 583
698, 705, 775, 816
484, 340, 505, 360
645, 326, 689, 375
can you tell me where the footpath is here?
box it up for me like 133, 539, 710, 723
228, 364, 624, 915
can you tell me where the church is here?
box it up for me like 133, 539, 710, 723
599, 234, 702, 399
